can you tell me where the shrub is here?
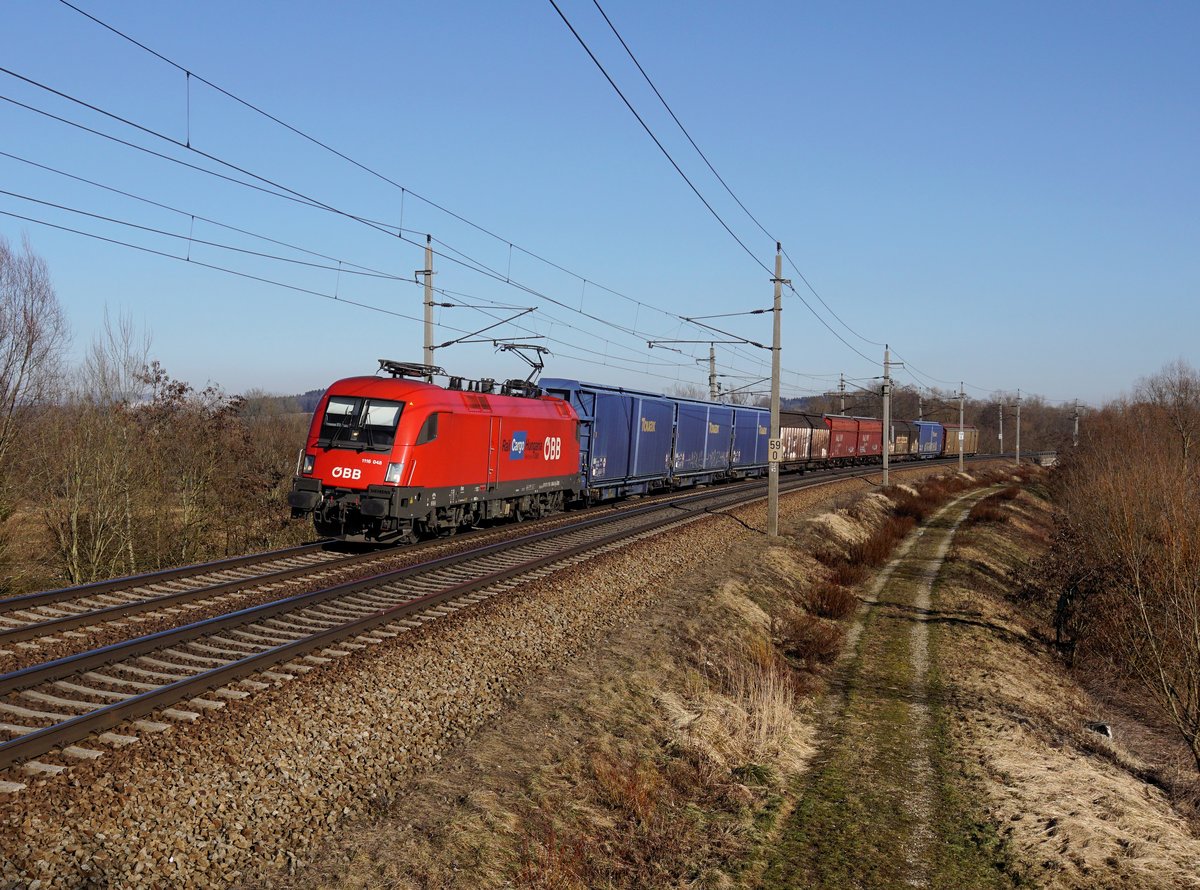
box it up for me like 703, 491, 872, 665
850, 515, 916, 567
828, 560, 869, 587
780, 614, 845, 669
966, 502, 1006, 525
807, 582, 858, 619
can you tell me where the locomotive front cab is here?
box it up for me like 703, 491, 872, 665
322, 394, 402, 446
289, 386, 415, 541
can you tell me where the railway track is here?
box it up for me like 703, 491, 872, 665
0, 542, 342, 647
0, 470, 816, 658
0, 459, 971, 786
0, 487, 745, 663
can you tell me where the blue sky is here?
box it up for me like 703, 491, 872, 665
1, 1, 1196, 405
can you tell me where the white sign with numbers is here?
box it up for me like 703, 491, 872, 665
768, 438, 783, 463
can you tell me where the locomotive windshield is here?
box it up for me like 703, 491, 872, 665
317, 396, 403, 451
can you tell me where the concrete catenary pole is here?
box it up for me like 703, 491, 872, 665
422, 234, 435, 382
998, 401, 1004, 455
882, 345, 891, 486
709, 344, 718, 401
839, 373, 846, 414
918, 389, 923, 421
1073, 399, 1080, 447
768, 243, 786, 538
1015, 389, 1022, 466
958, 382, 965, 472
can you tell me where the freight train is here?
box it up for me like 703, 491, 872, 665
288, 363, 979, 542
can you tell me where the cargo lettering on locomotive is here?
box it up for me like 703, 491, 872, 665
509, 432, 527, 460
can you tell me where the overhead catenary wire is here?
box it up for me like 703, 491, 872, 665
0, 203, 700, 396
30, 5, 915, 395
48, 2, 787, 375
19, 8, 1033, 401
586, 0, 888, 355
0, 188, 404, 281
1, 76, 798, 387
0, 208, 430, 326
545, 0, 771, 276
1, 143, 738, 380
0, 149, 402, 280
0, 191, 802, 391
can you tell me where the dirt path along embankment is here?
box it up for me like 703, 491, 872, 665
764, 491, 1016, 888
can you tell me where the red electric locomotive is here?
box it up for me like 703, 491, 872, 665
288, 361, 581, 542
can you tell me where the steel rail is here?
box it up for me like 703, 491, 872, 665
0, 478, 765, 647
0, 541, 331, 611
0, 483, 754, 699
0, 543, 404, 646
0, 505, 702, 770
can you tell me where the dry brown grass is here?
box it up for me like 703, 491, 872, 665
965, 485, 1020, 526
938, 483, 1200, 889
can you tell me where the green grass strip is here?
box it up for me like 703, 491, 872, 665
762, 496, 1018, 889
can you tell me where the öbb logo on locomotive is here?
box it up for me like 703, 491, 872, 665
287, 363, 978, 544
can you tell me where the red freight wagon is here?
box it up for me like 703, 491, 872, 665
826, 415, 860, 460
855, 417, 884, 457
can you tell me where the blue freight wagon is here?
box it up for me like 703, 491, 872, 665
673, 400, 734, 483
730, 406, 770, 475
914, 420, 944, 458
542, 378, 676, 500
541, 379, 770, 499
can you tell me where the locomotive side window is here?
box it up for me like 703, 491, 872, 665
318, 397, 403, 451
414, 412, 441, 445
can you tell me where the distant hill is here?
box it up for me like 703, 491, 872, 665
295, 389, 324, 413
782, 396, 822, 412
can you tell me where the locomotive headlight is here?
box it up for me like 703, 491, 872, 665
384, 461, 404, 484
301, 453, 316, 475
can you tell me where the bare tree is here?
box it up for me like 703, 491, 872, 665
0, 235, 68, 473
1136, 359, 1200, 468
1055, 398, 1200, 773
85, 309, 151, 404
667, 382, 709, 401
34, 312, 150, 582
39, 401, 135, 584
